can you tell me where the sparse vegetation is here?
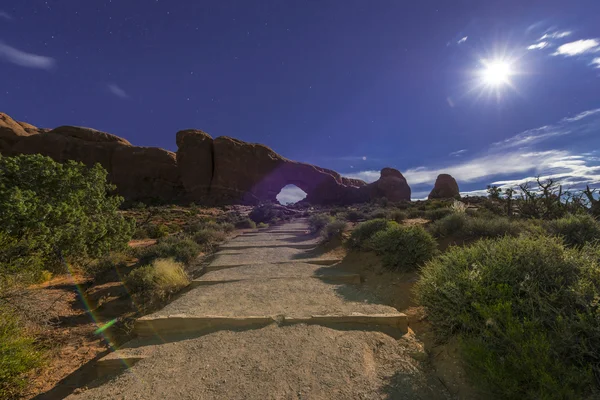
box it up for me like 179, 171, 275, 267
543, 213, 600, 247
0, 308, 44, 399
346, 219, 397, 250
416, 235, 600, 399
235, 218, 257, 229
369, 225, 437, 271
135, 236, 201, 266
308, 213, 334, 233
125, 258, 190, 302
321, 220, 347, 242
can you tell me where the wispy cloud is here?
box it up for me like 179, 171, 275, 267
449, 149, 467, 157
552, 39, 600, 56
108, 83, 128, 99
493, 108, 600, 149
457, 36, 468, 44
0, 10, 12, 20
0, 42, 56, 70
591, 58, 600, 68
539, 31, 571, 41
346, 107, 600, 195
528, 41, 549, 50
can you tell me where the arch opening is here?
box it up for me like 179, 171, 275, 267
276, 184, 307, 205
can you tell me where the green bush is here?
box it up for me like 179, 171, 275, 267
389, 210, 407, 223
125, 258, 189, 301
424, 208, 453, 221
135, 236, 200, 266
257, 222, 269, 229
415, 236, 600, 399
369, 225, 437, 271
234, 218, 257, 229
407, 208, 425, 219
543, 213, 600, 247
367, 208, 388, 220
346, 219, 396, 250
249, 203, 284, 224
0, 308, 44, 398
308, 213, 334, 233
428, 213, 467, 237
0, 155, 134, 278
344, 210, 367, 222
192, 229, 227, 252
321, 220, 347, 242
429, 214, 531, 240
83, 252, 130, 281
147, 223, 170, 239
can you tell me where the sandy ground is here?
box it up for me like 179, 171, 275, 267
68, 324, 450, 400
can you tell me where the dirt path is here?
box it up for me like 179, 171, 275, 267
67, 219, 452, 400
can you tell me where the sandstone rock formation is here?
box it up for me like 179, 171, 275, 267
367, 168, 411, 202
0, 112, 412, 205
428, 174, 460, 199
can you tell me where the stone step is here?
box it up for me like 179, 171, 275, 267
219, 242, 318, 250
134, 313, 407, 338
190, 274, 361, 287
204, 258, 342, 272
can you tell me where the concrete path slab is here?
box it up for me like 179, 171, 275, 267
207, 246, 341, 270
192, 263, 360, 286
143, 278, 399, 319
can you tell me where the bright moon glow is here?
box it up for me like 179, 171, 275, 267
481, 60, 513, 86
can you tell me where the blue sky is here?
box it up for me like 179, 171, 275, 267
1, 1, 599, 203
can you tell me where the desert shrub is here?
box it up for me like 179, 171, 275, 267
424, 208, 453, 221
466, 216, 525, 239
367, 208, 388, 220
346, 219, 396, 250
369, 225, 437, 271
389, 210, 407, 223
83, 252, 130, 281
192, 229, 227, 252
249, 203, 282, 224
257, 222, 269, 229
321, 220, 347, 242
146, 223, 170, 239
0, 308, 44, 398
0, 155, 134, 277
415, 236, 600, 399
407, 208, 425, 219
543, 213, 600, 247
429, 214, 530, 240
125, 258, 189, 301
234, 218, 257, 229
135, 236, 200, 266
308, 213, 334, 233
428, 213, 467, 237
344, 210, 367, 222
451, 200, 467, 213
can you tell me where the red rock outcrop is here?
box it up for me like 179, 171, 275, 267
0, 112, 412, 205
367, 168, 411, 202
176, 129, 214, 199
428, 174, 460, 199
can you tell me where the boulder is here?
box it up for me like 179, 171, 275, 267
176, 129, 214, 198
0, 112, 40, 153
428, 174, 460, 199
368, 168, 411, 202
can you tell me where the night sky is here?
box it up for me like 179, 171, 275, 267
2, 1, 600, 202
